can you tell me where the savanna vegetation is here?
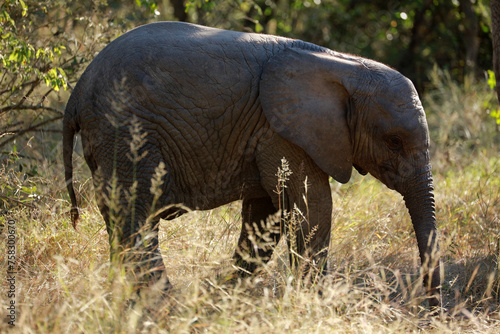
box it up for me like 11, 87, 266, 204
1, 0, 500, 332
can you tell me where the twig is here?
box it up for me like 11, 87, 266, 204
0, 81, 40, 116
0, 104, 63, 115
0, 195, 36, 209
0, 115, 63, 149
1, 121, 23, 132
0, 79, 39, 96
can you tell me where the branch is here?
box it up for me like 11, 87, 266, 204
0, 79, 39, 96
39, 87, 55, 106
31, 129, 62, 134
1, 121, 23, 132
0, 195, 36, 209
0, 104, 64, 115
0, 115, 63, 149
0, 79, 42, 116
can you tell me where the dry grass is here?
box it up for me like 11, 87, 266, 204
2, 73, 500, 332
1, 156, 500, 333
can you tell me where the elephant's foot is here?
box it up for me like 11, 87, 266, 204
142, 269, 173, 293
112, 248, 171, 298
131, 256, 172, 295
233, 254, 259, 276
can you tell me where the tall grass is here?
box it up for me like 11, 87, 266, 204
1, 71, 500, 332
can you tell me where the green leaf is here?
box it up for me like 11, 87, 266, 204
1, 10, 16, 28
8, 52, 17, 62
490, 109, 500, 124
488, 70, 497, 90
19, 0, 28, 17
255, 22, 263, 33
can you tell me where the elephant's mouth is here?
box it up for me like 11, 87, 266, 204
376, 155, 429, 194
375, 162, 400, 191
354, 163, 368, 175
353, 161, 400, 191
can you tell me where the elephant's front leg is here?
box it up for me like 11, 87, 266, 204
234, 196, 281, 275
255, 137, 334, 280
284, 169, 333, 280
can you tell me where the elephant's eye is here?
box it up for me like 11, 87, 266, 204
386, 135, 403, 152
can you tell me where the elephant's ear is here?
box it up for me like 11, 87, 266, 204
260, 48, 356, 183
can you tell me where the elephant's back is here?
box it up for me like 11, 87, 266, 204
73, 22, 286, 119
84, 22, 286, 83
72, 22, 327, 121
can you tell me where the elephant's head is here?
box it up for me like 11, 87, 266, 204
260, 48, 441, 307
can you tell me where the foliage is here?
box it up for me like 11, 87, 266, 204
194, 0, 494, 91
488, 70, 500, 125
423, 65, 500, 164
0, 0, 162, 149
0, 0, 163, 209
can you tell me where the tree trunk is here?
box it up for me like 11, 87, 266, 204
492, 0, 500, 102
171, 0, 188, 22
460, 0, 480, 78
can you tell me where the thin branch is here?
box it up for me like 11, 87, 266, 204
0, 76, 21, 103
0, 79, 39, 96
32, 129, 62, 134
0, 79, 42, 116
17, 79, 40, 109
39, 87, 55, 106
3, 128, 63, 135
1, 121, 23, 132
0, 195, 36, 209
0, 104, 64, 115
0, 115, 63, 149
0, 70, 8, 89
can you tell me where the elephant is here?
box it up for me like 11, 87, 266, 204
63, 21, 441, 307
492, 0, 500, 102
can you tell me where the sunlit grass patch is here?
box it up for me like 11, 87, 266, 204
3, 157, 500, 332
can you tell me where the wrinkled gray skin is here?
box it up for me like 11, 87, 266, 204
63, 22, 441, 307
493, 0, 500, 103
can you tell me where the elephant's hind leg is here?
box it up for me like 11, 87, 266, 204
234, 196, 281, 275
99, 198, 172, 293
125, 217, 172, 292
93, 166, 172, 294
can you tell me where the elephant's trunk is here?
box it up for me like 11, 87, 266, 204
402, 167, 441, 308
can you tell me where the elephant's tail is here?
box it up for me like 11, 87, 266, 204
63, 98, 80, 229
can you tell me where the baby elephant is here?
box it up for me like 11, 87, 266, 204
64, 22, 441, 307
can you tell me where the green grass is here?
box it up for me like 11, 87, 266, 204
2, 73, 500, 332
